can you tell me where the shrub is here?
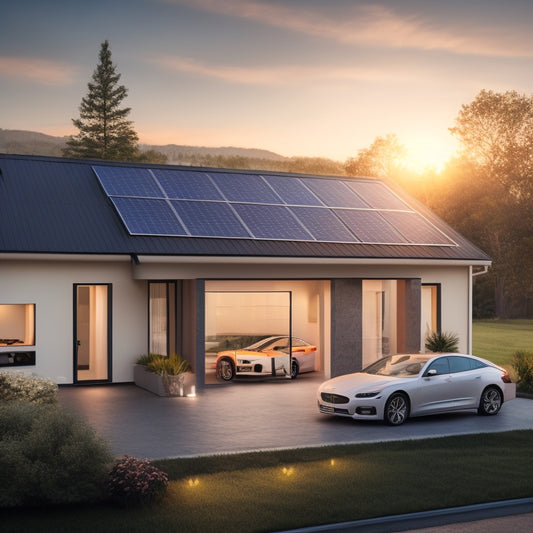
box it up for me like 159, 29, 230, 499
143, 353, 192, 376
511, 350, 533, 394
425, 331, 459, 353
0, 371, 58, 404
106, 454, 168, 507
0, 401, 114, 508
135, 353, 161, 366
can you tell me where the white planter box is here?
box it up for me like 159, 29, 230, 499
133, 365, 195, 397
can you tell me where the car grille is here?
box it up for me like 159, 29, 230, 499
319, 404, 350, 415
321, 392, 349, 404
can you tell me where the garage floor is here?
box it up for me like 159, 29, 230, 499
58, 374, 533, 460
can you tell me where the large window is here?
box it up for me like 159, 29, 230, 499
0, 304, 35, 346
149, 282, 177, 356
421, 284, 440, 341
362, 281, 397, 367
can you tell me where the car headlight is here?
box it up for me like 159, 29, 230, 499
355, 392, 380, 398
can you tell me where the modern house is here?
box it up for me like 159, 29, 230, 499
0, 154, 491, 391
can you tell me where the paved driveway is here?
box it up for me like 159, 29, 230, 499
58, 374, 533, 459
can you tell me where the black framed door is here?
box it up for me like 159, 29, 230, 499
74, 284, 112, 383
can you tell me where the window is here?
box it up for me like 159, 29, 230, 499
422, 284, 440, 336
449, 356, 487, 373
149, 282, 177, 356
426, 357, 450, 375
0, 304, 35, 346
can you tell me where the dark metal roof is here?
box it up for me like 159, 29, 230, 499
0, 154, 491, 262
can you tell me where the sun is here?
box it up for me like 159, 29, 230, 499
402, 137, 457, 174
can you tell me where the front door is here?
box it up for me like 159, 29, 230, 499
74, 284, 111, 383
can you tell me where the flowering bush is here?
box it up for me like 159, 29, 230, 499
106, 454, 169, 506
0, 371, 58, 404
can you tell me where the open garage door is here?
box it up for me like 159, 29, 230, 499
205, 291, 295, 383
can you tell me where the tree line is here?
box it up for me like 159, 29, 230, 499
66, 42, 533, 319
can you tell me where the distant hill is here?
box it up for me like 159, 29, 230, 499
0, 129, 67, 157
0, 128, 345, 175
0, 128, 287, 164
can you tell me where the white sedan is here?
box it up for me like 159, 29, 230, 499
317, 353, 516, 426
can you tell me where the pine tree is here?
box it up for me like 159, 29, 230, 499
63, 40, 139, 161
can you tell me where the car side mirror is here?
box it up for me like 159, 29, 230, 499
425, 369, 437, 377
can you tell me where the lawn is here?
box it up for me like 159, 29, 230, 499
2, 431, 533, 533
473, 319, 533, 369
2, 320, 532, 532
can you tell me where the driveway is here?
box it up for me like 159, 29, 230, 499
58, 374, 533, 460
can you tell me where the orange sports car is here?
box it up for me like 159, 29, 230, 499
215, 336, 317, 381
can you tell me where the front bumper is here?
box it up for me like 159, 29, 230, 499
317, 392, 385, 421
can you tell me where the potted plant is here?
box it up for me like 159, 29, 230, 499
133, 353, 195, 396
424, 331, 459, 353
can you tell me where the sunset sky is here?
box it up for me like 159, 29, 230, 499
2, 0, 533, 169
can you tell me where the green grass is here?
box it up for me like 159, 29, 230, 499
473, 319, 533, 369
2, 431, 533, 533
2, 320, 532, 531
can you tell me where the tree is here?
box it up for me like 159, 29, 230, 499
344, 134, 408, 179
450, 89, 533, 200
63, 40, 139, 161
442, 90, 533, 318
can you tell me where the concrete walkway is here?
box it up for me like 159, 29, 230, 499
58, 374, 533, 460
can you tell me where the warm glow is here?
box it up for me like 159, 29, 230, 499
188, 478, 200, 487
402, 137, 457, 174
282, 466, 294, 476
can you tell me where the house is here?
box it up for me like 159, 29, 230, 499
0, 154, 491, 390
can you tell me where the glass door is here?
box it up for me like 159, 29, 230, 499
74, 284, 111, 382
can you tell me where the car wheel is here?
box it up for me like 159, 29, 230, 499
384, 393, 409, 426
478, 387, 502, 416
216, 358, 235, 381
291, 359, 299, 380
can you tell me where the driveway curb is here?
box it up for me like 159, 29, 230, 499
279, 497, 533, 532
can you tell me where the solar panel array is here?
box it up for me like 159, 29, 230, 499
92, 166, 456, 246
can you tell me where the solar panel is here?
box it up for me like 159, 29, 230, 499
264, 176, 323, 206
171, 200, 250, 238
208, 172, 283, 204
94, 166, 163, 198
291, 207, 359, 242
111, 197, 187, 236
336, 210, 408, 244
92, 165, 457, 247
233, 204, 313, 240
152, 169, 224, 201
380, 211, 456, 245
302, 178, 369, 208
346, 181, 410, 210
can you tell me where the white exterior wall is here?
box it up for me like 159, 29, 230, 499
0, 259, 147, 384
0, 255, 475, 384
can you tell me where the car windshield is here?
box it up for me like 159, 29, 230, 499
362, 355, 430, 378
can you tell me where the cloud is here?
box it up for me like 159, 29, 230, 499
164, 0, 533, 58
151, 55, 402, 85
0, 57, 77, 86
